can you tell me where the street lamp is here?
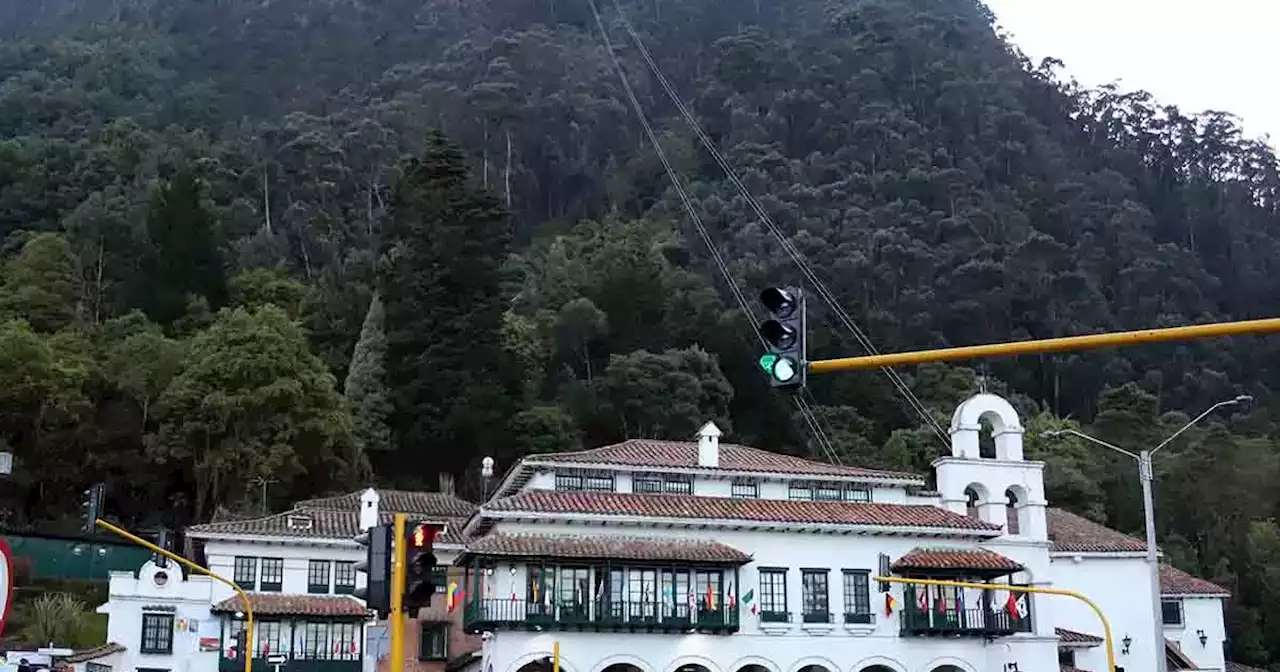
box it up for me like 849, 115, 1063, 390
1042, 394, 1251, 672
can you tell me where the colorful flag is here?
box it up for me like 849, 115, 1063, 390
742, 588, 756, 615
726, 582, 736, 609
884, 592, 898, 617
705, 584, 716, 609
445, 578, 460, 609
1005, 591, 1022, 619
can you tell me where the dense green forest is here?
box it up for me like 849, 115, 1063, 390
1, 0, 1279, 662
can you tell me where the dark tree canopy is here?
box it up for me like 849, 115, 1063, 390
0, 0, 1277, 661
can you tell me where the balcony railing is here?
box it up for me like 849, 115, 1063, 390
464, 598, 739, 634
900, 604, 1032, 637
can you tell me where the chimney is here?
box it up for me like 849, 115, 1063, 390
696, 421, 722, 468
439, 473, 456, 497
359, 487, 379, 531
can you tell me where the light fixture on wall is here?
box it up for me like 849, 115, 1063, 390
484, 567, 494, 576
1198, 630, 1208, 647
509, 566, 517, 575
1121, 635, 1132, 655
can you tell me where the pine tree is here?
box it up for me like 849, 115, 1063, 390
379, 131, 519, 481
135, 172, 228, 327
344, 292, 391, 477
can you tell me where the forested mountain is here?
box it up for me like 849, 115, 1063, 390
1, 0, 1279, 662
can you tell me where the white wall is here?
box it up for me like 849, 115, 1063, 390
1048, 554, 1157, 672
474, 520, 1057, 672
97, 561, 219, 672
1166, 596, 1227, 671
202, 539, 461, 603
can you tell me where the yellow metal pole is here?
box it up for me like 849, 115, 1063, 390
95, 519, 255, 672
875, 576, 1116, 672
553, 640, 560, 672
390, 513, 407, 672
809, 318, 1280, 374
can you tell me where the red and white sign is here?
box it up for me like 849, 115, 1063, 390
0, 537, 14, 636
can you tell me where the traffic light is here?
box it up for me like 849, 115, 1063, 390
758, 286, 807, 388
80, 483, 105, 533
402, 522, 440, 615
353, 523, 392, 618
154, 528, 171, 569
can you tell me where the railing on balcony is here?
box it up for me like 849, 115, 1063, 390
900, 603, 1032, 637
464, 598, 739, 634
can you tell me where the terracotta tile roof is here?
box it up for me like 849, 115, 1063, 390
463, 533, 751, 564
298, 489, 476, 518
1160, 563, 1230, 596
1046, 508, 1147, 553
484, 490, 1001, 532
1056, 627, 1103, 646
1226, 662, 1267, 672
211, 593, 369, 617
186, 507, 468, 545
891, 547, 1022, 572
61, 643, 125, 663
526, 439, 922, 481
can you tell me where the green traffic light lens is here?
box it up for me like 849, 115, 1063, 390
758, 353, 779, 373
772, 357, 798, 382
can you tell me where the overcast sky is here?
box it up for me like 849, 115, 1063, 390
980, 0, 1277, 149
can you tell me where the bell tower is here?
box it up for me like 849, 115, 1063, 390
933, 393, 1047, 541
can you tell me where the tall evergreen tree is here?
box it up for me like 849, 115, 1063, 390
136, 172, 228, 327
379, 131, 518, 483
343, 292, 391, 478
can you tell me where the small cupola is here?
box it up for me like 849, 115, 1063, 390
696, 421, 722, 468
359, 487, 380, 531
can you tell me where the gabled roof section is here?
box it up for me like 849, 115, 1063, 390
62, 643, 125, 663
212, 593, 369, 617
1056, 627, 1103, 647
460, 533, 752, 565
1160, 563, 1230, 597
524, 439, 923, 481
480, 490, 1001, 533
891, 547, 1022, 573
186, 507, 468, 545
297, 489, 476, 518
1046, 508, 1147, 553
1227, 662, 1267, 672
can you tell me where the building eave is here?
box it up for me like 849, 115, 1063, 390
1162, 591, 1230, 599
467, 510, 1002, 540
190, 531, 463, 552
1049, 551, 1150, 559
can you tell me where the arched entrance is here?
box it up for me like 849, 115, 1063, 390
734, 665, 770, 672
796, 666, 832, 672
674, 666, 711, 672
602, 666, 643, 672
930, 667, 965, 672
856, 667, 897, 672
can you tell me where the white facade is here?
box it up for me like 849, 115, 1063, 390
460, 394, 1232, 672
93, 488, 472, 672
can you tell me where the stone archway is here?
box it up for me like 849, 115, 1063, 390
856, 667, 897, 672
674, 665, 712, 672
930, 666, 966, 672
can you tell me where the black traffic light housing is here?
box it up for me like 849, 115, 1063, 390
758, 286, 807, 388
402, 522, 440, 615
353, 523, 393, 618
154, 528, 172, 569
81, 483, 105, 534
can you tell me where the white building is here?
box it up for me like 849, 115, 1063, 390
88, 488, 476, 672
87, 391, 1247, 672
454, 392, 1241, 672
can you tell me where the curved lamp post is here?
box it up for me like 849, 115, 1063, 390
1042, 394, 1252, 672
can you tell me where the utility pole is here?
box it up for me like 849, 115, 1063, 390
1043, 394, 1252, 672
